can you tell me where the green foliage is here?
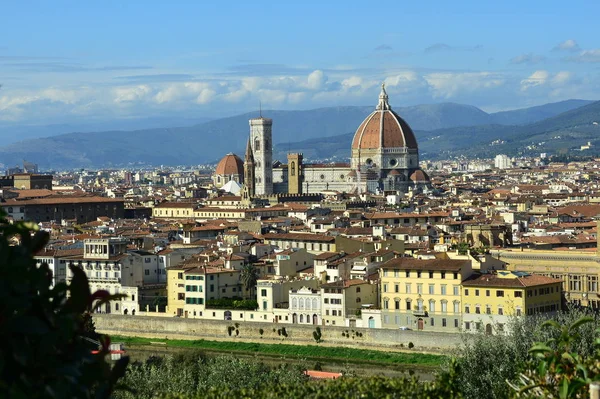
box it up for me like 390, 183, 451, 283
0, 210, 128, 398
206, 298, 258, 310
151, 296, 167, 311
313, 327, 322, 343
450, 306, 600, 399
509, 316, 600, 398
113, 351, 307, 399
408, 342, 414, 349
457, 242, 470, 255
113, 336, 444, 366
240, 264, 260, 299
162, 364, 464, 399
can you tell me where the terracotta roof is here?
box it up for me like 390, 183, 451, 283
321, 279, 370, 288
351, 90, 417, 151
462, 272, 562, 288
262, 233, 335, 243
14, 189, 55, 199
155, 202, 197, 209
304, 370, 342, 379
215, 153, 244, 176
410, 169, 430, 182
2, 196, 123, 206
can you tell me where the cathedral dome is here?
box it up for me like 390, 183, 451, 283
409, 169, 430, 182
215, 153, 244, 176
351, 84, 418, 151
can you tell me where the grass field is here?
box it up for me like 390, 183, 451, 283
111, 335, 446, 367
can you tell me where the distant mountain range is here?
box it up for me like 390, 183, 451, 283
275, 100, 600, 161
0, 99, 595, 169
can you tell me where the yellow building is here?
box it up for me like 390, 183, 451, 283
166, 265, 188, 317
379, 257, 472, 331
166, 264, 242, 318
461, 271, 562, 334
494, 248, 599, 308
153, 202, 196, 219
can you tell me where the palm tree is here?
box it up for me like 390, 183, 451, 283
240, 264, 260, 299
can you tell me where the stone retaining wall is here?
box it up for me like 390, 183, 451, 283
93, 314, 462, 352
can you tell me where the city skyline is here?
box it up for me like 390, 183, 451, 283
1, 0, 599, 126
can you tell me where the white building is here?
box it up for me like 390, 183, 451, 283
495, 154, 512, 169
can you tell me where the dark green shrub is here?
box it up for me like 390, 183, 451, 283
0, 211, 128, 398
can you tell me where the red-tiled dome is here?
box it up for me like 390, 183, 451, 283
215, 153, 244, 175
389, 169, 402, 176
409, 169, 430, 182
351, 85, 418, 151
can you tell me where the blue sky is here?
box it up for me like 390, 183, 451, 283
1, 0, 599, 125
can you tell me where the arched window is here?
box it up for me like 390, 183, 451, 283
254, 139, 260, 151
290, 161, 296, 177
299, 298, 304, 310
356, 297, 361, 303
429, 299, 436, 313
292, 298, 297, 310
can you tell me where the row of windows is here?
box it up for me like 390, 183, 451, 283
464, 289, 508, 297
382, 270, 459, 279
465, 305, 507, 315
185, 285, 203, 292
179, 273, 215, 281
383, 315, 460, 328
324, 298, 342, 305
383, 283, 460, 296
527, 304, 559, 314
527, 286, 557, 297
185, 297, 204, 305
465, 321, 504, 331
383, 298, 460, 313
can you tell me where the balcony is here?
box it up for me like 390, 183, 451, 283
413, 306, 428, 317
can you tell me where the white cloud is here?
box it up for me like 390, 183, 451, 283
552, 71, 572, 85
195, 88, 216, 104
565, 49, 600, 63
113, 85, 152, 103
520, 70, 575, 92
510, 53, 546, 65
424, 72, 505, 98
553, 39, 581, 52
306, 70, 326, 90
520, 70, 550, 90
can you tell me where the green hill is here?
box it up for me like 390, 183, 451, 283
0, 99, 595, 168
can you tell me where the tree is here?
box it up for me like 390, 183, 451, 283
457, 242, 470, 255
240, 264, 260, 299
0, 210, 128, 398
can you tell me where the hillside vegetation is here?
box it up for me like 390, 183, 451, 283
0, 99, 594, 168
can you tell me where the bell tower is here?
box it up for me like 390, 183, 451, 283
243, 137, 255, 197
287, 153, 303, 194
249, 116, 273, 195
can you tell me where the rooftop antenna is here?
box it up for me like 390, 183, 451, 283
259, 100, 262, 118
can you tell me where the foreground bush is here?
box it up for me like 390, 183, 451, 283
113, 351, 308, 399
162, 362, 463, 399
450, 306, 600, 399
0, 211, 127, 398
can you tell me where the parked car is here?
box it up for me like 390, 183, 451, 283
398, 326, 412, 330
